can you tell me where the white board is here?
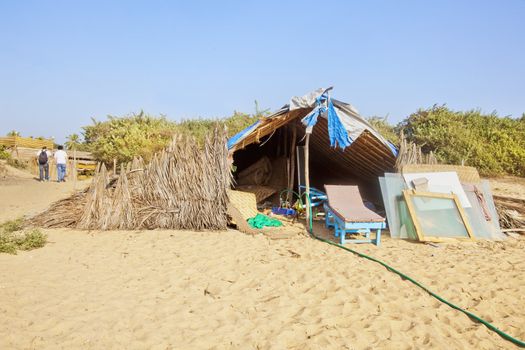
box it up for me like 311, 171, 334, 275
403, 172, 471, 208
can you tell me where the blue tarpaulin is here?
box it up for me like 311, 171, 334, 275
227, 120, 260, 150
301, 94, 351, 150
327, 100, 351, 149
301, 105, 324, 132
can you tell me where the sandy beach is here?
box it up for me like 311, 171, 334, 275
0, 169, 524, 349
0, 164, 90, 223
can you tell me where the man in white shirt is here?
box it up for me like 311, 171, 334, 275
36, 146, 52, 182
54, 145, 68, 182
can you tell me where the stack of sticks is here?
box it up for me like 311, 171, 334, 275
395, 132, 438, 170
494, 195, 525, 231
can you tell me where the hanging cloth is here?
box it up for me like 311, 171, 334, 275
301, 93, 351, 150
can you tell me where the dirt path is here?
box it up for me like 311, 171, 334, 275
0, 163, 89, 223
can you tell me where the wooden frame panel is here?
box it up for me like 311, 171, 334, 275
402, 189, 475, 243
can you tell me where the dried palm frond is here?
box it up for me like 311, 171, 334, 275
31, 125, 232, 231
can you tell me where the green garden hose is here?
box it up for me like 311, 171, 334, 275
306, 197, 525, 347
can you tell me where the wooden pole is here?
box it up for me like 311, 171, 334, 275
73, 147, 77, 189
283, 125, 288, 157
287, 125, 297, 204
113, 158, 117, 174
304, 133, 311, 226
276, 128, 281, 157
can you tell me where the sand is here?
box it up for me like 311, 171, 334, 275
490, 176, 525, 200
0, 163, 90, 223
1, 167, 524, 349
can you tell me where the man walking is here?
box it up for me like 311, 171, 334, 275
54, 145, 68, 182
36, 146, 51, 182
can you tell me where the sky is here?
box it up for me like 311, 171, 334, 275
1, 0, 524, 143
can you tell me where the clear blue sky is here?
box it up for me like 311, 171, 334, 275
1, 0, 524, 143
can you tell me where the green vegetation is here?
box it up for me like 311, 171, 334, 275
82, 112, 179, 164
399, 106, 525, 177
71, 104, 523, 177
80, 110, 258, 165
65, 133, 80, 151
366, 116, 400, 145
0, 219, 47, 255
0, 145, 11, 160
2, 218, 24, 233
368, 107, 525, 177
7, 158, 28, 169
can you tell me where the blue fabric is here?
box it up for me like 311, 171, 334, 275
301, 94, 327, 132
300, 94, 351, 150
301, 106, 323, 132
227, 120, 260, 149
387, 141, 398, 156
327, 100, 351, 149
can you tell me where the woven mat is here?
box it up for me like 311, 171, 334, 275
228, 189, 258, 222
235, 185, 277, 203
402, 164, 481, 184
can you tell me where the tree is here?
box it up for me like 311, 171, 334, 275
65, 134, 80, 151
6, 130, 20, 137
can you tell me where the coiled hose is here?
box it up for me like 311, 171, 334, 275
305, 196, 525, 347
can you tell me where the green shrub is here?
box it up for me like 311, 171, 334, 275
366, 116, 400, 146
7, 158, 28, 169
14, 229, 47, 251
0, 219, 47, 255
2, 218, 24, 233
81, 111, 258, 165
82, 111, 179, 164
399, 106, 525, 176
0, 233, 17, 254
0, 146, 10, 160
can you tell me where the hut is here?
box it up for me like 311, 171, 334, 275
228, 87, 398, 212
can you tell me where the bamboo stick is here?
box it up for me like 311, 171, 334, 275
287, 125, 297, 203
304, 133, 311, 225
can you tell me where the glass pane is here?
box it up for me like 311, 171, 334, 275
380, 174, 417, 240
410, 195, 469, 238
463, 183, 505, 240
480, 180, 501, 231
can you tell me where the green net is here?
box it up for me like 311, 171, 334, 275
247, 214, 283, 229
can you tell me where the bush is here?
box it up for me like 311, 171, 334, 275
0, 219, 47, 255
399, 106, 525, 176
0, 146, 10, 160
366, 116, 400, 146
81, 111, 258, 165
2, 218, 24, 233
7, 158, 28, 169
82, 111, 179, 164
